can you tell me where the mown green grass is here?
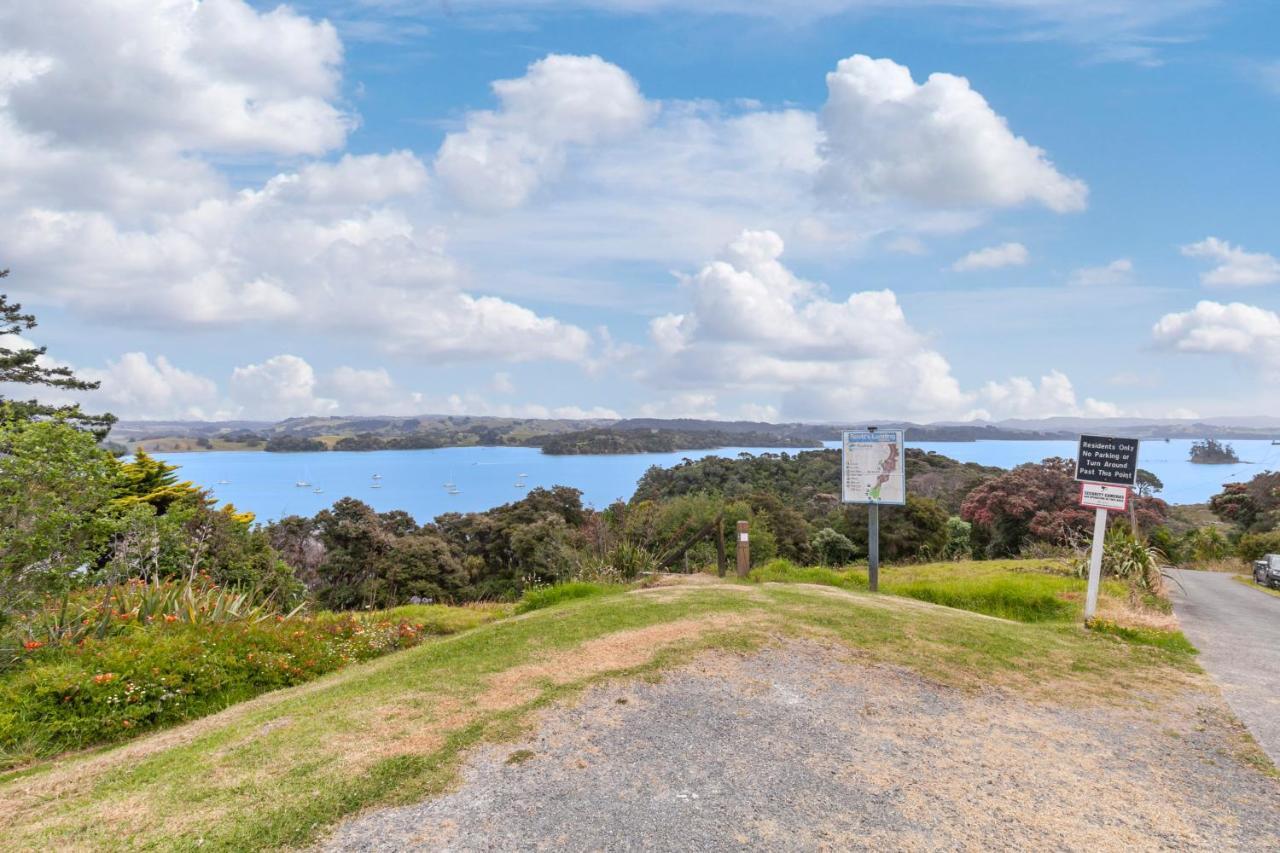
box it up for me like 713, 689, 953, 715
0, 580, 1204, 851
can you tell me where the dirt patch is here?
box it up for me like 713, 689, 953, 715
321, 641, 1280, 852
325, 613, 754, 774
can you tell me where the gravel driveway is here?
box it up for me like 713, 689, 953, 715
320, 642, 1279, 851
1171, 569, 1280, 763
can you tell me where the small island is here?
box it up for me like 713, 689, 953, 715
1189, 438, 1240, 464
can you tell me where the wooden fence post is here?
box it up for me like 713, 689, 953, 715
736, 520, 750, 578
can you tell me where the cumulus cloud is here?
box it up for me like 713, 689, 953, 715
1181, 237, 1280, 287
229, 355, 339, 420
0, 0, 349, 157
1153, 300, 1280, 371
819, 55, 1087, 212
1068, 258, 1133, 287
640, 229, 1116, 422
435, 54, 653, 210
78, 353, 221, 420
951, 242, 1029, 272
975, 371, 1121, 420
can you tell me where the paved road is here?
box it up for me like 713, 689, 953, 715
1171, 569, 1280, 763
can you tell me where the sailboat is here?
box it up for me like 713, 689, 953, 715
217, 478, 230, 485
372, 473, 383, 480
295, 479, 310, 487
313, 487, 324, 494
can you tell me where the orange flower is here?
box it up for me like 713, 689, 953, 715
23, 640, 44, 650
164, 614, 178, 623
92, 672, 116, 685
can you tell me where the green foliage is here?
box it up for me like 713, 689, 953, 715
1189, 438, 1239, 464
1073, 525, 1168, 593
1237, 531, 1280, 564
833, 495, 949, 562
943, 516, 972, 560
0, 273, 115, 438
513, 581, 617, 614
111, 449, 211, 516
1188, 526, 1232, 562
0, 604, 493, 767
0, 421, 117, 618
811, 527, 856, 566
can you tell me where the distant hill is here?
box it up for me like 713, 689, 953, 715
109, 413, 1280, 454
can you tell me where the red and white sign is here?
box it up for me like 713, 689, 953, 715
1079, 482, 1129, 512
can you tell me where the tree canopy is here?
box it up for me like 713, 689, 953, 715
0, 269, 115, 438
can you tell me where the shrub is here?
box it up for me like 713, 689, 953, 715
1237, 531, 1280, 564
811, 527, 856, 566
0, 609, 454, 766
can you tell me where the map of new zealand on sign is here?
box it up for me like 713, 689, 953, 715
841, 430, 906, 505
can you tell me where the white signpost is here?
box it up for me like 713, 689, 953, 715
1075, 435, 1140, 621
841, 428, 906, 592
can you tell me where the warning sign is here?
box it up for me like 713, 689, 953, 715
1079, 482, 1129, 512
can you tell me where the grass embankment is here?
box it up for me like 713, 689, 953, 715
1231, 574, 1280, 599
749, 559, 1191, 651
0, 570, 1205, 851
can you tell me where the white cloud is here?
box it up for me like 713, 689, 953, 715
1153, 300, 1280, 372
229, 355, 338, 420
737, 402, 781, 422
263, 151, 428, 205
1069, 258, 1133, 287
951, 242, 1029, 272
1181, 237, 1280, 287
0, 0, 349, 157
975, 371, 1121, 420
638, 393, 722, 420
435, 54, 653, 210
78, 353, 221, 421
639, 229, 1116, 422
820, 56, 1087, 212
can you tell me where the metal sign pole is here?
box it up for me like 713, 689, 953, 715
1084, 506, 1107, 621
868, 503, 880, 592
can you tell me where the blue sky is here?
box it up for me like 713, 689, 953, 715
2, 0, 1279, 423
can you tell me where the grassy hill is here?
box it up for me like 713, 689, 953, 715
0, 560, 1220, 851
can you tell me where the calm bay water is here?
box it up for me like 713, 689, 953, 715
156, 439, 1280, 524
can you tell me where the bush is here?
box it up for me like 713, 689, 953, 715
1237, 531, 1280, 564
811, 527, 856, 566
0, 609, 454, 766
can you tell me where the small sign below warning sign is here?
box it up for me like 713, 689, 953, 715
1079, 482, 1129, 512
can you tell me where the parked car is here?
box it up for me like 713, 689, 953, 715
1253, 554, 1280, 589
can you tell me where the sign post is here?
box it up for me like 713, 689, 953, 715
1074, 434, 1140, 621
736, 520, 750, 578
841, 427, 906, 593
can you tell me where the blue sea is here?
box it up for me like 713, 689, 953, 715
156, 439, 1280, 524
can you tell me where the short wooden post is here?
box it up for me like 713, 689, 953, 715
736, 520, 750, 578
716, 515, 727, 578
